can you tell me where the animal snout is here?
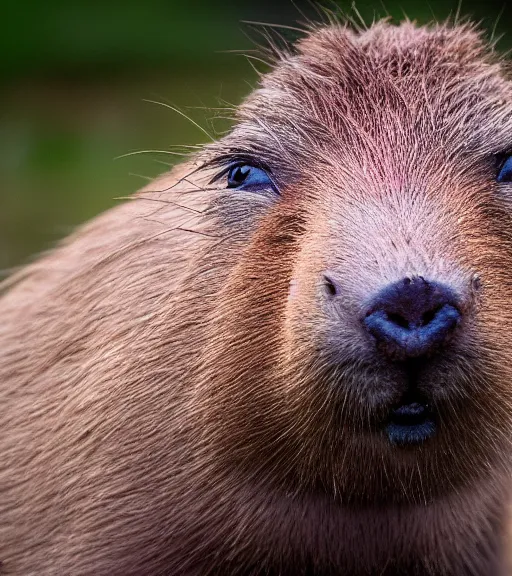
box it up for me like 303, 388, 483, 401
363, 277, 461, 360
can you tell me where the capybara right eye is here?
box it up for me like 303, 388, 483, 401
497, 155, 512, 182
226, 163, 278, 193
227, 164, 251, 187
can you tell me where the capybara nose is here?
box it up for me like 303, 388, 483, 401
363, 277, 461, 359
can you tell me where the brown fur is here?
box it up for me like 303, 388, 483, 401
1, 19, 512, 576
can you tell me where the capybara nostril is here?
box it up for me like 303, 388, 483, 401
363, 277, 461, 359
323, 273, 340, 298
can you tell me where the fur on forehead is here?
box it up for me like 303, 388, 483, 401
296, 21, 494, 71
226, 21, 512, 164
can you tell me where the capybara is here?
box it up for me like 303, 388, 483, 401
1, 18, 512, 576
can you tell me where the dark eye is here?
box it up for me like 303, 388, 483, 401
497, 156, 512, 183
226, 164, 278, 193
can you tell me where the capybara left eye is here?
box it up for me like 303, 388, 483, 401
497, 155, 512, 182
226, 164, 277, 193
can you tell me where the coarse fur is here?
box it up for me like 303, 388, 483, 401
2, 17, 512, 576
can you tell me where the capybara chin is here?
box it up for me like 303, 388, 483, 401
2, 17, 512, 576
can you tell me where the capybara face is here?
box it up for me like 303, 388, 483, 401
3, 19, 512, 576
193, 22, 512, 504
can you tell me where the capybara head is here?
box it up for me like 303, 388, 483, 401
186, 21, 512, 506
4, 17, 512, 576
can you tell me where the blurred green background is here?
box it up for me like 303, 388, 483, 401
1, 0, 510, 273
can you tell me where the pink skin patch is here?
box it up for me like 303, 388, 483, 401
288, 279, 299, 301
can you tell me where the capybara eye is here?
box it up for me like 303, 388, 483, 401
226, 164, 277, 193
497, 155, 512, 183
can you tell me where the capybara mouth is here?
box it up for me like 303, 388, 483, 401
384, 360, 437, 445
386, 398, 436, 446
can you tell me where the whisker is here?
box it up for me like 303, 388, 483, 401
176, 227, 219, 238
114, 196, 204, 214
186, 106, 236, 113
128, 173, 154, 181
216, 48, 261, 56
167, 143, 204, 150
240, 52, 273, 69
115, 149, 191, 160
490, 4, 506, 45
240, 20, 306, 33
142, 99, 215, 142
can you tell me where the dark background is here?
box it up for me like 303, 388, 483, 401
1, 0, 510, 272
